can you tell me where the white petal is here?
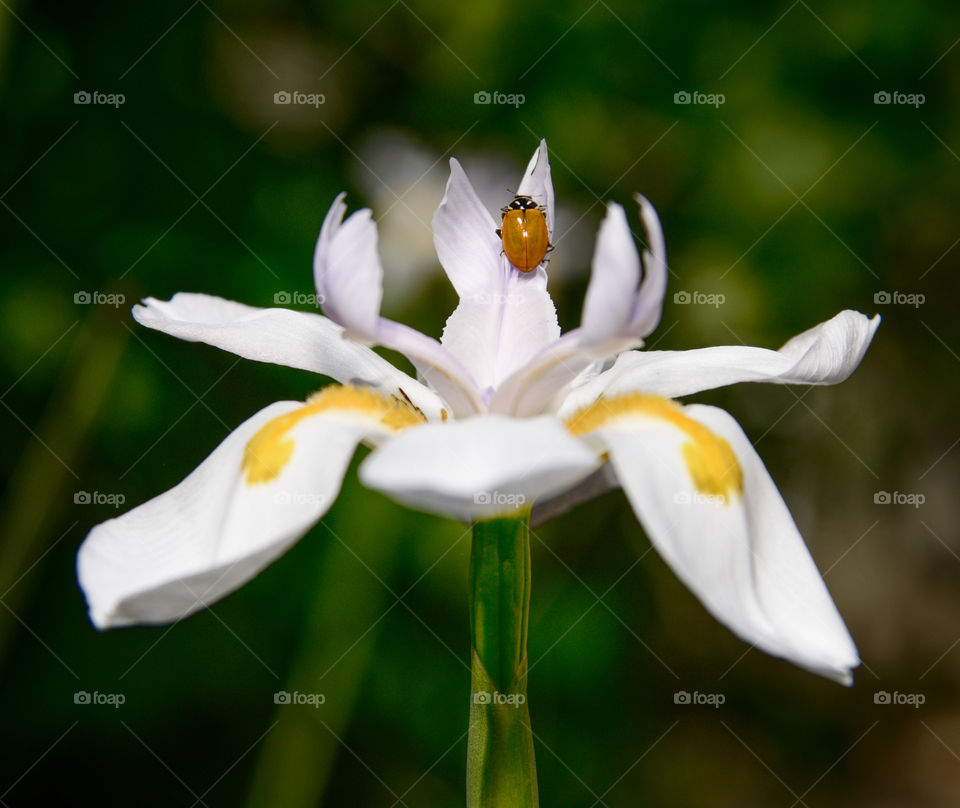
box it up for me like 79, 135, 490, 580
487, 195, 666, 417
580, 202, 641, 344
359, 415, 600, 522
132, 292, 447, 420
559, 311, 880, 416
440, 265, 561, 394
78, 389, 424, 628
628, 193, 668, 337
488, 330, 638, 417
376, 318, 485, 416
431, 147, 561, 394
516, 139, 555, 237
432, 158, 502, 299
309, 187, 485, 415
313, 193, 383, 341
586, 402, 858, 682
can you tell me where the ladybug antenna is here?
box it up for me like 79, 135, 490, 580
505, 188, 541, 200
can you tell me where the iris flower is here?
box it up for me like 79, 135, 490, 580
78, 141, 878, 689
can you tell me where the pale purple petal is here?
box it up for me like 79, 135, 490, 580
313, 194, 383, 341
377, 318, 485, 416
440, 261, 561, 393
432, 158, 501, 298
628, 193, 668, 337
579, 202, 641, 345
488, 330, 638, 417
434, 147, 561, 393
516, 139, 555, 236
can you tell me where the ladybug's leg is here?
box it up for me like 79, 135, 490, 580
495, 228, 502, 238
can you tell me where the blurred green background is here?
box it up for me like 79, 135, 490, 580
1, 0, 957, 804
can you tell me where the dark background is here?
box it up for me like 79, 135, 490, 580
1, 0, 957, 804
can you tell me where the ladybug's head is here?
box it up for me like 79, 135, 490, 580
507, 195, 541, 211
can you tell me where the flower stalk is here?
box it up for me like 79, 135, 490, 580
467, 513, 538, 807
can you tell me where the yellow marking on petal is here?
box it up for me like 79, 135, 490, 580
565, 392, 743, 503
242, 384, 425, 485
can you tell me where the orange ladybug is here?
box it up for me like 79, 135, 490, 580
496, 194, 552, 272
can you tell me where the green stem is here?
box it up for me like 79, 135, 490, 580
467, 513, 538, 808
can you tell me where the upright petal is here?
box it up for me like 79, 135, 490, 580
359, 414, 601, 522
432, 158, 502, 299
516, 139, 555, 236
376, 318, 486, 416
313, 193, 383, 342
78, 386, 426, 628
558, 310, 880, 416
440, 265, 561, 394
627, 192, 668, 337
566, 394, 859, 682
313, 193, 487, 416
433, 147, 561, 394
579, 202, 642, 344
488, 195, 666, 416
133, 292, 448, 420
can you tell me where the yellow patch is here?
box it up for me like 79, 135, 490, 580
242, 384, 425, 485
565, 393, 743, 502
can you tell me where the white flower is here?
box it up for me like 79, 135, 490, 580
77, 142, 879, 684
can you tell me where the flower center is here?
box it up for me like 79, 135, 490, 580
565, 392, 743, 502
242, 384, 425, 485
